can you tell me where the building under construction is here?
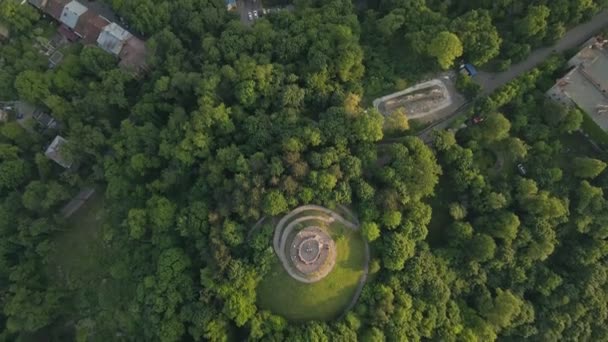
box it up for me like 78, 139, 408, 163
547, 36, 608, 131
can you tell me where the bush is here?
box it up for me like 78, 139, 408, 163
456, 74, 481, 100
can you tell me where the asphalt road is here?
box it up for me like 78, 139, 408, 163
417, 9, 608, 143
237, 0, 264, 25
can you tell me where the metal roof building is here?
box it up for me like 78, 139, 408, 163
96, 22, 132, 56
60, 1, 88, 30
45, 135, 72, 168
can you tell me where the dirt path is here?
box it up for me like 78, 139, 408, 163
271, 205, 371, 309
338, 238, 370, 320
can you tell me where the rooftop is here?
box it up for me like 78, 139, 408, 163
75, 14, 110, 44
45, 135, 72, 168
60, 1, 88, 29
46, 0, 71, 20
547, 36, 608, 131
97, 22, 132, 56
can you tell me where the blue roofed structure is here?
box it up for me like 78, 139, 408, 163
462, 63, 477, 77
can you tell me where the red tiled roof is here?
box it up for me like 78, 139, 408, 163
46, 0, 70, 20
58, 24, 79, 42
75, 13, 110, 44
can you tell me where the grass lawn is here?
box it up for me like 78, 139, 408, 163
257, 223, 366, 321
47, 189, 135, 327
48, 192, 107, 288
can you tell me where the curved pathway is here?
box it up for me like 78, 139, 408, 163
339, 240, 370, 320
271, 205, 371, 314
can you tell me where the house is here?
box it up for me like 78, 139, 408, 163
59, 1, 88, 30
97, 22, 131, 56
45, 135, 72, 168
547, 36, 608, 132
33, 108, 58, 129
118, 36, 147, 72
45, 0, 70, 21
75, 14, 110, 44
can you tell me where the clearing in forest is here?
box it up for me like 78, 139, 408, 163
257, 205, 367, 321
46, 190, 135, 328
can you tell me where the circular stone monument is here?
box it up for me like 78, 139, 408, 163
272, 205, 360, 283
289, 227, 336, 278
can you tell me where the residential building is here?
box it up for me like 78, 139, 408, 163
547, 36, 608, 131
27, 0, 147, 72
75, 14, 110, 44
45, 0, 70, 21
59, 0, 87, 30
97, 22, 131, 56
45, 135, 72, 168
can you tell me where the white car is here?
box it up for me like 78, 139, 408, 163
248, 11, 253, 20
253, 10, 258, 18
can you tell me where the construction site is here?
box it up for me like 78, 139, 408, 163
373, 73, 466, 123
547, 36, 608, 131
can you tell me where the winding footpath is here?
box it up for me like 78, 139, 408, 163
271, 205, 371, 314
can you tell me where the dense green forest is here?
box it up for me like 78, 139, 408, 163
0, 0, 607, 340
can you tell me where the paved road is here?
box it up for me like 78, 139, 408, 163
237, 0, 263, 25
416, 9, 608, 143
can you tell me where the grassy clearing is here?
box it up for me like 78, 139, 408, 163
48, 192, 107, 288
257, 223, 366, 321
47, 190, 135, 324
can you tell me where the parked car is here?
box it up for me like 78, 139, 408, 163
517, 163, 527, 176
472, 116, 485, 124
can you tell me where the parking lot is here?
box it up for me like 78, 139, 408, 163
237, 0, 264, 25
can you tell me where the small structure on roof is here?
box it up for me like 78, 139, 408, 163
45, 135, 72, 168
60, 0, 88, 29
97, 22, 131, 56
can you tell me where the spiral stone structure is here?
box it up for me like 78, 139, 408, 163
273, 205, 358, 283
